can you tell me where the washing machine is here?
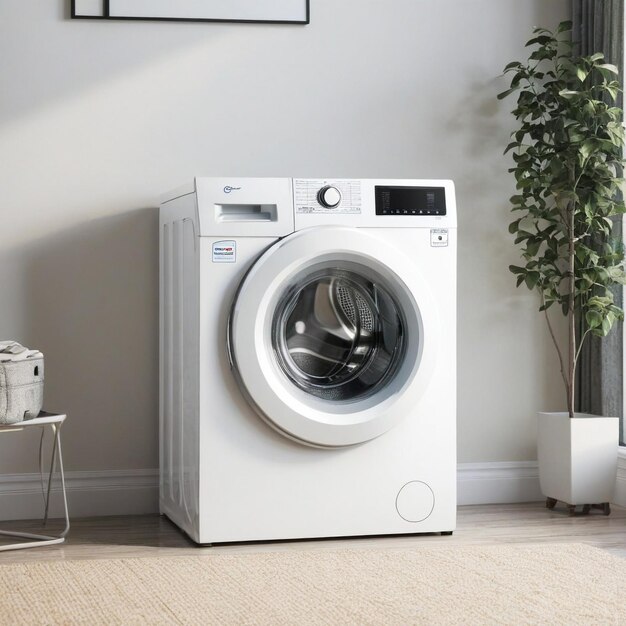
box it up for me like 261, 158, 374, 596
159, 177, 456, 544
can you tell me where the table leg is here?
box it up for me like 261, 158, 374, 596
43, 425, 59, 525
0, 422, 70, 551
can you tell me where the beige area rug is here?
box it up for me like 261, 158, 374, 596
1, 543, 625, 625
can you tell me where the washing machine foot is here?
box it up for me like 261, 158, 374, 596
440, 531, 453, 536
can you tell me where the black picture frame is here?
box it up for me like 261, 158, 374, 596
71, 0, 310, 24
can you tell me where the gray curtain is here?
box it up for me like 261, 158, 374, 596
573, 0, 624, 443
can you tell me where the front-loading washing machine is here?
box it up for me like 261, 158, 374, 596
159, 177, 456, 544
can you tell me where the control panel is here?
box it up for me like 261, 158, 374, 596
294, 179, 362, 214
375, 186, 447, 216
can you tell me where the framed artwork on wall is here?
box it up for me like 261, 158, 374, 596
71, 0, 309, 24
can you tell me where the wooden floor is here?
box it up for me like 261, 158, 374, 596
0, 502, 625, 564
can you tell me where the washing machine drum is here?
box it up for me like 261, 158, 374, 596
273, 267, 406, 402
228, 226, 439, 448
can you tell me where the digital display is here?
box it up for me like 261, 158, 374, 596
375, 186, 446, 216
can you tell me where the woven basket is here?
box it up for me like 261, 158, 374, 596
0, 358, 44, 424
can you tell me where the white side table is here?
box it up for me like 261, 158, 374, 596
0, 412, 70, 551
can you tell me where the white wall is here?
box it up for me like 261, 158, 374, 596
0, 0, 569, 482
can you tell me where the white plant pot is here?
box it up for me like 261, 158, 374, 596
537, 412, 619, 505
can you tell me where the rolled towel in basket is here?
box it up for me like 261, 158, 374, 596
0, 341, 43, 363
0, 342, 44, 424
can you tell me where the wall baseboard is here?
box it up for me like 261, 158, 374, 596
457, 461, 542, 505
0, 469, 158, 521
4, 459, 625, 521
0, 462, 548, 521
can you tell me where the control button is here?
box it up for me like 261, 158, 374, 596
430, 229, 449, 247
317, 185, 342, 208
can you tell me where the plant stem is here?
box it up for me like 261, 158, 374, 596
574, 328, 591, 367
542, 294, 569, 409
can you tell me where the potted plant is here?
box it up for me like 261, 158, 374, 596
498, 21, 624, 515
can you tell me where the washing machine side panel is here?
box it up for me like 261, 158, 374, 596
196, 236, 281, 544
159, 192, 201, 541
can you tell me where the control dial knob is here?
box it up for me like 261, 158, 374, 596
317, 185, 342, 209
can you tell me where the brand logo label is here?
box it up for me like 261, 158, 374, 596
223, 186, 241, 194
212, 240, 236, 263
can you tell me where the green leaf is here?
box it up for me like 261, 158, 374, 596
549, 158, 564, 175
586, 310, 602, 329
497, 87, 519, 100
555, 190, 578, 209
607, 267, 626, 284
597, 63, 618, 74
526, 240, 541, 256
526, 35, 552, 47
524, 272, 540, 289
579, 139, 596, 159
529, 48, 556, 61
508, 219, 521, 234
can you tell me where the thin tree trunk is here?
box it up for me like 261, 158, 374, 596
567, 202, 576, 418
542, 296, 569, 409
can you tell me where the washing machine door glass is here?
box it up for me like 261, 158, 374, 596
272, 268, 405, 402
228, 226, 439, 448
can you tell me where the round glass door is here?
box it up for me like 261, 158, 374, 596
272, 268, 405, 402
228, 226, 438, 448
